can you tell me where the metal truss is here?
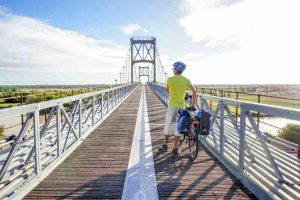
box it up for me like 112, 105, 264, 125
130, 37, 156, 83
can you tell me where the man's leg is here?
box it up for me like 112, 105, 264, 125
172, 109, 183, 155
173, 136, 180, 149
164, 135, 169, 145
161, 107, 176, 150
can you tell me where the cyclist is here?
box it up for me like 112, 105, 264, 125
160, 61, 197, 155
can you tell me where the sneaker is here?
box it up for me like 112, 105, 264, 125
159, 144, 168, 152
172, 148, 181, 156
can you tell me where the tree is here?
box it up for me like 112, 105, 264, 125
277, 124, 300, 145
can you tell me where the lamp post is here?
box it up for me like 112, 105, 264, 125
115, 79, 117, 86
119, 72, 122, 84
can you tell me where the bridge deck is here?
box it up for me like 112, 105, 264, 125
25, 85, 255, 199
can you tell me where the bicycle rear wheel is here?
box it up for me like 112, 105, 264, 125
188, 126, 199, 159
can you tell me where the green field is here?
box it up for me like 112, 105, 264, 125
0, 84, 114, 110
196, 86, 300, 110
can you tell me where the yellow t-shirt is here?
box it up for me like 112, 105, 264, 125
167, 75, 191, 109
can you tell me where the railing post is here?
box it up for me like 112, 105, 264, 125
113, 90, 115, 107
117, 89, 119, 104
92, 96, 95, 126
257, 94, 261, 128
210, 89, 213, 109
44, 92, 47, 122
100, 94, 103, 119
33, 105, 41, 178
21, 95, 24, 125
122, 87, 125, 99
238, 106, 246, 179
112, 89, 117, 108
235, 92, 239, 124
56, 103, 61, 156
79, 98, 82, 138
220, 101, 225, 157
115, 89, 118, 105
107, 92, 109, 114
165, 87, 167, 103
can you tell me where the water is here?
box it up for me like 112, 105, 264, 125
259, 117, 300, 136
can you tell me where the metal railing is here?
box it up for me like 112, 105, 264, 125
0, 83, 138, 199
196, 87, 300, 127
0, 85, 114, 131
149, 82, 300, 200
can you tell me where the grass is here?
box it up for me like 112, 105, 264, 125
202, 93, 300, 110
0, 103, 21, 109
0, 86, 112, 109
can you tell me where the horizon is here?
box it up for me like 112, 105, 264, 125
1, 83, 300, 87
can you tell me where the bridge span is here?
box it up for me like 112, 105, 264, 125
22, 85, 253, 199
0, 83, 299, 199
0, 37, 299, 199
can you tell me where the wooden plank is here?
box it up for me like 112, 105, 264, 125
24, 87, 141, 199
145, 86, 257, 200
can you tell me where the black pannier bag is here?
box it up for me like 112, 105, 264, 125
196, 110, 212, 135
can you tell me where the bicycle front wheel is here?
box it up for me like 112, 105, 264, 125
188, 126, 199, 160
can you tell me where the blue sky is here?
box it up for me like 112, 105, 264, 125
0, 0, 300, 84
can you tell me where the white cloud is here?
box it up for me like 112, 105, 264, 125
0, 9, 127, 83
178, 0, 300, 84
120, 23, 148, 35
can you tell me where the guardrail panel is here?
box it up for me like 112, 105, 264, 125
148, 82, 300, 200
0, 83, 138, 199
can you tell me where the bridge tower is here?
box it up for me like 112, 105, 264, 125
138, 66, 150, 82
130, 37, 156, 83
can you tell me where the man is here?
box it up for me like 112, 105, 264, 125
160, 61, 197, 155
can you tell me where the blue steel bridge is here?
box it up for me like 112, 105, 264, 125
0, 37, 299, 200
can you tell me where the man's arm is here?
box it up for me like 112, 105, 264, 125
188, 84, 197, 107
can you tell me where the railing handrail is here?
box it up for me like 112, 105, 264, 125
0, 84, 134, 118
197, 87, 300, 101
197, 93, 300, 121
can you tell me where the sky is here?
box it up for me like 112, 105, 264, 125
0, 0, 300, 85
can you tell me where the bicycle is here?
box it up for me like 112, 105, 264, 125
177, 107, 200, 159
177, 107, 211, 160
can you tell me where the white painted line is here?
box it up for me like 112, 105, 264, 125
122, 85, 159, 200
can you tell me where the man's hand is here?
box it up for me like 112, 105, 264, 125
186, 106, 196, 111
188, 84, 197, 108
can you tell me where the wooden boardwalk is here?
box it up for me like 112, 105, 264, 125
24, 85, 256, 199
